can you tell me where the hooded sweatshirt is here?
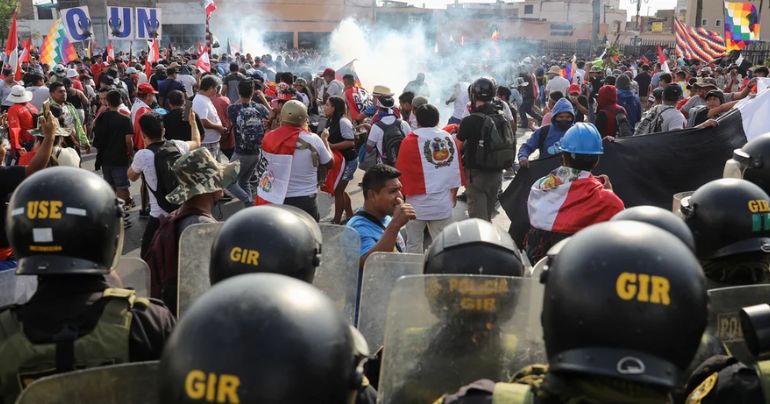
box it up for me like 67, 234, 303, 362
616, 88, 642, 128
518, 98, 575, 161
595, 85, 627, 138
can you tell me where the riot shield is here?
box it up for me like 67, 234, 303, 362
108, 257, 151, 297
707, 284, 770, 365
378, 274, 546, 404
177, 222, 222, 318
0, 269, 36, 307
314, 224, 361, 323
356, 252, 423, 350
16, 361, 159, 403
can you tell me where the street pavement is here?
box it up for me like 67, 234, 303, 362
77, 127, 535, 257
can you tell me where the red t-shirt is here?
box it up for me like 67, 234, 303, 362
91, 63, 104, 86
343, 86, 371, 121
7, 103, 39, 150
133, 106, 152, 150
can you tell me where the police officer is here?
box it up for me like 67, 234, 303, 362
389, 219, 527, 403
159, 273, 372, 403
724, 133, 770, 194
681, 178, 770, 288
0, 167, 175, 402
438, 220, 708, 403
208, 204, 322, 285
611, 205, 696, 251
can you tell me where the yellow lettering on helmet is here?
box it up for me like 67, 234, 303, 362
25, 200, 64, 219
183, 370, 241, 403
748, 199, 770, 213
184, 370, 206, 400
229, 247, 259, 266
616, 272, 670, 306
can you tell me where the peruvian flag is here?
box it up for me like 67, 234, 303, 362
395, 127, 464, 197
527, 167, 624, 234
195, 46, 211, 72
19, 37, 31, 64
203, 0, 217, 19
145, 38, 160, 77
196, 40, 204, 55
255, 125, 304, 205
321, 150, 345, 195
4, 11, 20, 81
658, 46, 671, 74
106, 42, 114, 62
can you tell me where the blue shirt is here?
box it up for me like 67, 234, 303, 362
347, 214, 406, 259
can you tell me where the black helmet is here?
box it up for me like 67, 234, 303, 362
8, 167, 123, 275
543, 221, 707, 388
681, 179, 770, 260
611, 205, 695, 251
423, 219, 524, 324
470, 77, 496, 104
159, 273, 364, 403
423, 218, 524, 277
209, 205, 322, 285
724, 133, 770, 193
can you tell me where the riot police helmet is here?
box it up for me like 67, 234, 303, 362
724, 133, 770, 193
611, 205, 695, 251
8, 167, 123, 275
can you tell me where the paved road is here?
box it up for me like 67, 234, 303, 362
78, 127, 535, 257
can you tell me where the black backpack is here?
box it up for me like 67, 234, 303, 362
376, 119, 406, 166
615, 109, 634, 138
471, 110, 516, 170
145, 141, 182, 213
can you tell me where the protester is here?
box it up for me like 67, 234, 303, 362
567, 84, 589, 123
396, 104, 462, 253
0, 69, 18, 111
227, 79, 270, 206
594, 85, 630, 138
222, 62, 248, 103
519, 98, 576, 166
130, 83, 158, 151
5, 85, 38, 163
211, 83, 234, 159
93, 90, 135, 227
634, 64, 652, 109
366, 88, 410, 165
323, 96, 357, 223
347, 164, 414, 268
256, 100, 332, 220
156, 66, 186, 109
192, 75, 227, 159
615, 74, 642, 128
342, 74, 371, 124
545, 65, 570, 100
128, 109, 202, 258
540, 91, 563, 126
446, 80, 470, 124
525, 123, 624, 262
25, 73, 49, 111
162, 90, 204, 141
46, 81, 89, 153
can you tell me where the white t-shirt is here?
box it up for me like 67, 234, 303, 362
545, 76, 571, 98
367, 115, 412, 156
286, 132, 333, 198
192, 94, 222, 144
660, 107, 687, 132
322, 80, 344, 99
27, 86, 50, 111
130, 140, 191, 217
407, 191, 453, 221
339, 117, 355, 140
177, 74, 197, 98
452, 82, 471, 120
130, 99, 150, 127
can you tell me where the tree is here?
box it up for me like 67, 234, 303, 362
0, 1, 17, 50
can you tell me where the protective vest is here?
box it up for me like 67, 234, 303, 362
0, 288, 145, 400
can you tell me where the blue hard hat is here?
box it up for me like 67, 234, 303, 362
556, 122, 603, 155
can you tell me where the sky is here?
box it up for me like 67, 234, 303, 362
408, 0, 678, 17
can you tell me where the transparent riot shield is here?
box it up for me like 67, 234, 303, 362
707, 284, 770, 365
378, 274, 546, 404
0, 269, 37, 307
177, 223, 222, 318
356, 252, 423, 350
16, 361, 159, 404
313, 224, 361, 323
107, 257, 151, 297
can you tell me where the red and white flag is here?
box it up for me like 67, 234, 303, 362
396, 127, 464, 197
19, 37, 31, 64
255, 125, 304, 205
105, 42, 114, 62
196, 40, 204, 55
527, 167, 624, 234
658, 46, 671, 74
147, 39, 160, 63
203, 0, 217, 19
195, 46, 211, 72
4, 11, 20, 81
321, 149, 345, 195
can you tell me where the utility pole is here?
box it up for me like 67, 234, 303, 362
592, 0, 600, 54
695, 0, 703, 27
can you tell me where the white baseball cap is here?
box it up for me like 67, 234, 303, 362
66, 68, 78, 78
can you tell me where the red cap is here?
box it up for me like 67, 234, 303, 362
568, 84, 581, 95
322, 68, 335, 77
138, 83, 159, 95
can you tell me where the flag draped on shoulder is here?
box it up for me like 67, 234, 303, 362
527, 167, 623, 234
674, 17, 726, 62
396, 127, 463, 197
255, 125, 304, 205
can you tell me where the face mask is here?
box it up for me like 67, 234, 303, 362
554, 120, 571, 130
